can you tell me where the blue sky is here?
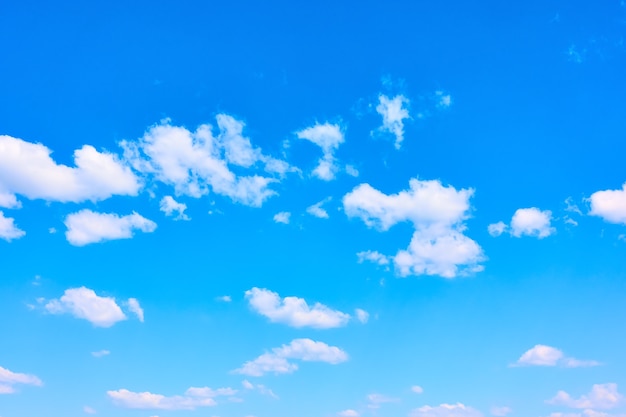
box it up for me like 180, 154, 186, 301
1, 1, 626, 416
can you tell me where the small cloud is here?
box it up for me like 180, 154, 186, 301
108, 386, 236, 410
45, 287, 128, 328
216, 295, 232, 303
83, 406, 96, 414
357, 250, 390, 266
127, 298, 144, 322
355, 309, 369, 324
91, 350, 110, 358
513, 345, 600, 368
565, 197, 583, 215
307, 198, 332, 219
296, 123, 345, 181
339, 410, 359, 417
373, 94, 410, 149
588, 183, 626, 225
435, 91, 452, 108
546, 383, 623, 410
487, 221, 507, 237
0, 365, 43, 394
273, 212, 291, 224
345, 165, 359, 177
64, 210, 157, 246
0, 211, 26, 242
490, 208, 555, 239
491, 406, 512, 416
48, 227, 57, 234
159, 196, 190, 220
367, 393, 399, 409
410, 403, 482, 417
411, 385, 424, 394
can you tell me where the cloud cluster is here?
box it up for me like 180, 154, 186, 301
108, 386, 236, 410
374, 94, 410, 149
547, 383, 623, 410
514, 345, 599, 368
44, 287, 143, 327
245, 288, 350, 329
296, 123, 345, 180
64, 209, 157, 246
410, 403, 483, 417
488, 208, 555, 238
234, 338, 348, 376
343, 178, 484, 278
0, 366, 42, 394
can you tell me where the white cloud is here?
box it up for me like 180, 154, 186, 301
411, 385, 424, 394
510, 208, 555, 238
127, 298, 144, 322
565, 197, 583, 215
345, 164, 359, 177
108, 386, 236, 410
159, 196, 189, 220
245, 287, 350, 329
374, 94, 410, 149
0, 135, 140, 208
589, 184, 626, 224
547, 383, 623, 410
0, 212, 25, 241
240, 380, 278, 399
436, 91, 452, 108
355, 308, 369, 324
410, 403, 483, 417
306, 197, 332, 219
45, 287, 128, 328
83, 406, 96, 414
216, 295, 232, 302
121, 116, 287, 207
487, 221, 507, 237
91, 350, 110, 358
296, 123, 344, 181
490, 406, 512, 416
343, 178, 484, 278
357, 250, 390, 266
273, 211, 291, 224
367, 393, 399, 409
234, 338, 348, 376
514, 345, 600, 368
339, 410, 359, 416
64, 209, 157, 246
0, 365, 42, 394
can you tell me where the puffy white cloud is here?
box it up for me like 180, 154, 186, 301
355, 308, 369, 324
108, 386, 236, 410
514, 345, 600, 368
344, 178, 484, 278
45, 287, 130, 327
487, 221, 507, 237
0, 212, 25, 241
273, 211, 291, 224
159, 196, 189, 220
339, 410, 359, 416
547, 384, 623, 410
589, 184, 626, 224
306, 197, 331, 219
357, 250, 390, 266
510, 208, 555, 238
0, 365, 42, 394
127, 298, 144, 322
410, 403, 483, 417
91, 350, 110, 358
0, 135, 140, 208
490, 406, 512, 416
245, 288, 350, 329
411, 385, 424, 394
234, 338, 348, 376
121, 116, 287, 207
64, 209, 156, 246
374, 94, 410, 149
296, 123, 344, 181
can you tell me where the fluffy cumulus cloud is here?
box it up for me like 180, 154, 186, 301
159, 196, 189, 220
296, 123, 344, 180
234, 338, 348, 376
0, 135, 141, 209
64, 209, 156, 246
343, 178, 484, 278
306, 197, 332, 219
374, 94, 410, 149
589, 184, 626, 224
121, 115, 289, 207
0, 365, 42, 394
108, 386, 236, 410
489, 208, 555, 239
273, 211, 291, 224
0, 211, 25, 241
44, 287, 142, 327
245, 288, 351, 329
410, 403, 483, 417
514, 345, 600, 368
547, 383, 624, 410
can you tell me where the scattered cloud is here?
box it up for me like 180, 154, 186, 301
339, 410, 360, 416
589, 184, 626, 225
45, 287, 130, 328
83, 406, 96, 414
355, 308, 369, 324
91, 350, 110, 358
374, 94, 410, 149
240, 380, 278, 399
159, 196, 190, 220
411, 385, 424, 394
0, 134, 140, 208
108, 386, 236, 410
64, 209, 157, 246
273, 211, 291, 224
410, 403, 483, 417
0, 365, 42, 394
0, 211, 25, 241
514, 345, 600, 368
357, 250, 390, 266
490, 406, 512, 416
343, 178, 484, 278
490, 208, 555, 239
367, 393, 399, 409
245, 287, 350, 329
547, 383, 623, 410
565, 197, 583, 215
233, 338, 348, 376
296, 122, 345, 181
216, 295, 232, 302
306, 197, 332, 219
345, 164, 359, 177
127, 298, 144, 322
435, 91, 452, 108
